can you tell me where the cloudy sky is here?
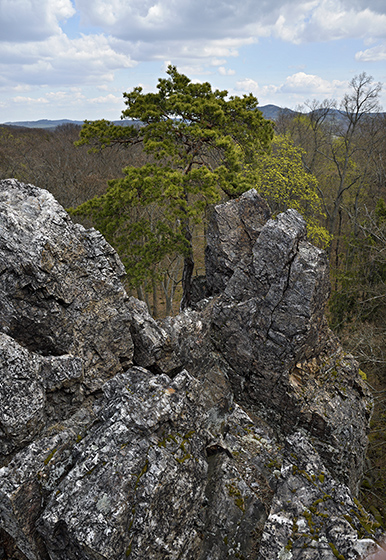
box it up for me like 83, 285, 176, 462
0, 0, 385, 122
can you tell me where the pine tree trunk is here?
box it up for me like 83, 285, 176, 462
180, 220, 194, 310
180, 252, 194, 311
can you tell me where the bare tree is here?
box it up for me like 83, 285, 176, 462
327, 73, 382, 242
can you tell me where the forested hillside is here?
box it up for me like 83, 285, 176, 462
1, 69, 385, 524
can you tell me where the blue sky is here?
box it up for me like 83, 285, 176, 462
0, 0, 385, 122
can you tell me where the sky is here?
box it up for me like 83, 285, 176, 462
0, 0, 385, 123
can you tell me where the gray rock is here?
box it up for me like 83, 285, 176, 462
0, 407, 96, 560
0, 179, 134, 393
208, 207, 369, 493
211, 208, 330, 376
35, 367, 279, 560
205, 188, 271, 294
0, 333, 85, 458
0, 334, 46, 457
258, 432, 384, 560
0, 180, 383, 560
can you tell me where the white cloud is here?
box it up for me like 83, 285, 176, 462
0, 0, 75, 42
278, 73, 348, 100
73, 0, 386, 48
235, 72, 347, 104
1, 0, 385, 98
300, 3, 386, 43
218, 66, 235, 76
356, 43, 386, 61
45, 89, 85, 102
89, 93, 122, 104
0, 0, 385, 120
0, 33, 135, 89
211, 58, 227, 66
235, 78, 279, 100
235, 78, 260, 96
12, 96, 49, 104
281, 72, 333, 93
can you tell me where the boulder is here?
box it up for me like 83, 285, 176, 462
0, 180, 383, 560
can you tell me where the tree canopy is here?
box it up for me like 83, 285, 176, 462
72, 65, 274, 308
253, 134, 331, 247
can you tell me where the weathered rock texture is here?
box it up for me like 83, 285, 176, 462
0, 179, 134, 394
0, 180, 384, 560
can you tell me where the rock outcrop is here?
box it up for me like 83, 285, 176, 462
0, 179, 384, 560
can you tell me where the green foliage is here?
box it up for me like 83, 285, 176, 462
253, 134, 331, 247
375, 197, 386, 226
329, 198, 386, 328
72, 65, 274, 293
71, 162, 220, 287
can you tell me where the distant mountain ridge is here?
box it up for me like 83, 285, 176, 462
2, 119, 85, 129
2, 104, 384, 129
1, 118, 136, 129
2, 106, 288, 129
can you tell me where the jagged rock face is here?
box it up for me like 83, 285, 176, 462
0, 180, 384, 560
0, 333, 83, 456
205, 189, 271, 294
211, 207, 331, 374
207, 199, 367, 492
0, 179, 134, 394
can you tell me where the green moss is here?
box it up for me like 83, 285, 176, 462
227, 483, 245, 512
134, 460, 148, 490
235, 497, 245, 511
291, 464, 322, 487
328, 542, 345, 559
266, 457, 281, 469
157, 433, 178, 448
243, 427, 253, 434
312, 498, 324, 506
350, 507, 381, 535
175, 453, 192, 464
184, 430, 195, 439
303, 509, 315, 529
359, 369, 367, 381
44, 447, 58, 465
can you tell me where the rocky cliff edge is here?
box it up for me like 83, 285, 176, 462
0, 179, 384, 560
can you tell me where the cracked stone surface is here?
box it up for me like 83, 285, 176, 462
0, 178, 134, 395
0, 180, 384, 560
